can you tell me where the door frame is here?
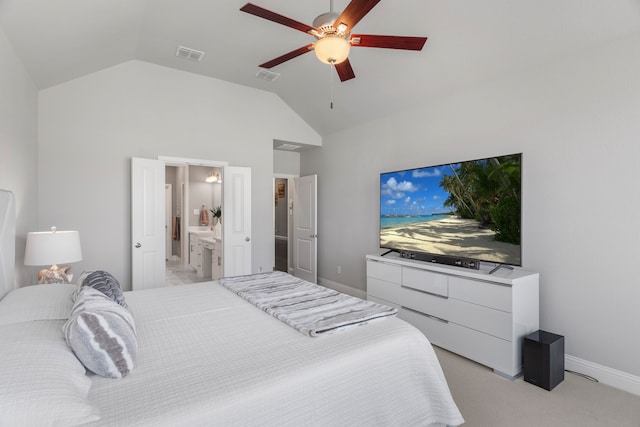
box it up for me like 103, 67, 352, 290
134, 156, 254, 287
159, 156, 228, 268
274, 174, 297, 274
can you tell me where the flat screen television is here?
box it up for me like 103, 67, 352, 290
379, 153, 522, 267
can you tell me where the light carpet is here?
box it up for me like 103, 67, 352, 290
434, 346, 640, 426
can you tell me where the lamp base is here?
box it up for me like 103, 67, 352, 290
38, 264, 73, 284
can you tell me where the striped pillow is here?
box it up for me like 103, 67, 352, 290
76, 270, 127, 307
63, 287, 137, 379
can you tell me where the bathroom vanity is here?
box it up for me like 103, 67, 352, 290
188, 228, 222, 279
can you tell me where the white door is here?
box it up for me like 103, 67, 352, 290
131, 157, 166, 290
293, 175, 317, 283
223, 166, 252, 277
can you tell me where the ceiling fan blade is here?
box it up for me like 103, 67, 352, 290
240, 3, 316, 34
333, 0, 381, 32
350, 34, 428, 50
259, 44, 314, 69
335, 59, 356, 82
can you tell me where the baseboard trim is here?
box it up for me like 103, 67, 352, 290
318, 277, 367, 300
565, 354, 640, 396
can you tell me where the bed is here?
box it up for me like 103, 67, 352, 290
0, 189, 463, 427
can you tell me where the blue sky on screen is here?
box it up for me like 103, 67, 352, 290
380, 164, 459, 216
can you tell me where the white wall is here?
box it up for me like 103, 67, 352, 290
274, 149, 300, 176
38, 60, 320, 290
301, 33, 640, 380
0, 27, 38, 285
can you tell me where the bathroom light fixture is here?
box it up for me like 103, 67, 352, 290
205, 172, 221, 183
24, 226, 82, 284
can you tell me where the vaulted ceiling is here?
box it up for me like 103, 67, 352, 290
2, 0, 639, 135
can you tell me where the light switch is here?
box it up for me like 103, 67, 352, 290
193, 209, 200, 215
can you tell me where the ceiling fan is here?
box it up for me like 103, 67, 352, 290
240, 0, 428, 82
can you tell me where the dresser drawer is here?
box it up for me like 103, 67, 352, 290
448, 299, 513, 341
445, 322, 514, 376
399, 306, 450, 346
399, 285, 513, 341
449, 276, 511, 312
402, 266, 448, 297
367, 260, 402, 283
397, 285, 450, 322
401, 307, 514, 375
367, 277, 400, 302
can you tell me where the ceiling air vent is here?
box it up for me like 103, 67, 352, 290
275, 143, 301, 151
255, 68, 280, 82
176, 45, 205, 62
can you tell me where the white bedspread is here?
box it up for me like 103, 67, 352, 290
87, 281, 463, 426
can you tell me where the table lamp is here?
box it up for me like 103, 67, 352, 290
25, 226, 82, 284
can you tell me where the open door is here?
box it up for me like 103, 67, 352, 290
131, 157, 166, 290
223, 166, 252, 276
293, 175, 317, 283
133, 157, 249, 285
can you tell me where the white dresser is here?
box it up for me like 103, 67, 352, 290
366, 253, 539, 378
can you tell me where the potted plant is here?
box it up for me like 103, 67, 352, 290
210, 206, 222, 225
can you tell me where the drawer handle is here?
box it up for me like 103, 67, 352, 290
402, 306, 449, 324
401, 285, 448, 299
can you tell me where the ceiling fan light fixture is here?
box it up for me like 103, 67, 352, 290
314, 35, 350, 65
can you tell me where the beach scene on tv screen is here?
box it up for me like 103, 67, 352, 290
380, 154, 521, 265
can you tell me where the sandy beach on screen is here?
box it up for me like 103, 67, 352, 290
380, 217, 520, 264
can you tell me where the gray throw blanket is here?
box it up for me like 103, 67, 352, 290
219, 271, 397, 337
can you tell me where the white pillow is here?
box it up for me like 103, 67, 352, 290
0, 320, 101, 426
64, 287, 138, 379
0, 284, 75, 326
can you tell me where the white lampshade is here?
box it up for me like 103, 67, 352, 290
314, 36, 350, 65
24, 227, 82, 266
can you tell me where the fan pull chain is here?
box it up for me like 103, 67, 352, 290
329, 60, 335, 109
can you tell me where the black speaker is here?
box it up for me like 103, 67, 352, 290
523, 330, 565, 391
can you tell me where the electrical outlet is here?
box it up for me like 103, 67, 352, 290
193, 209, 199, 215
337, 266, 342, 274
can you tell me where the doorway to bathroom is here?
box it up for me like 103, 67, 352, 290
165, 163, 223, 285
132, 156, 252, 290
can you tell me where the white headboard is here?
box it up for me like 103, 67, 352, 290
0, 189, 16, 300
